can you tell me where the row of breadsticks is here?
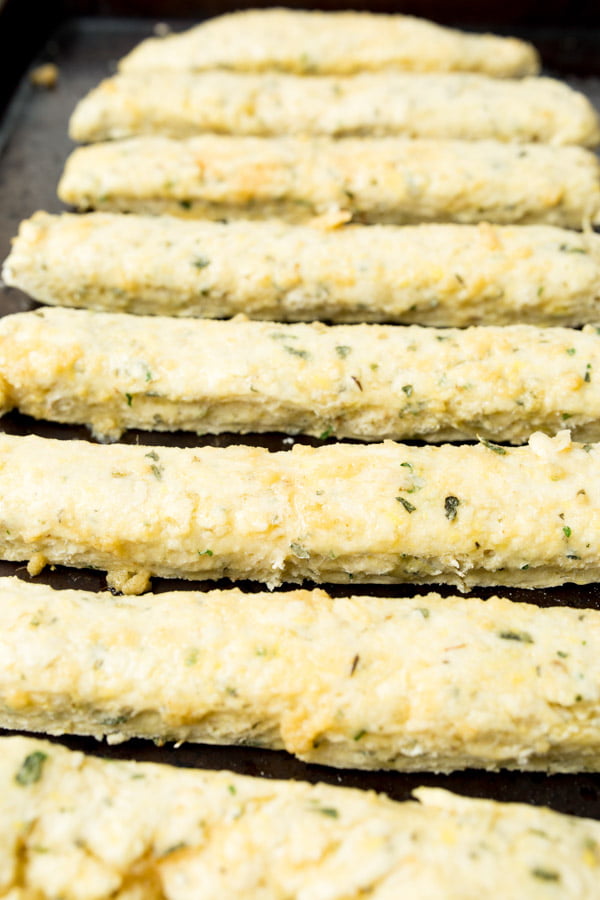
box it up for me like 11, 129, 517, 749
3, 10, 600, 896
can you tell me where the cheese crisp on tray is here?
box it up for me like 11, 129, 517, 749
0, 578, 599, 773
119, 8, 540, 77
2, 736, 600, 898
2, 308, 600, 443
7, 213, 600, 325
57, 136, 600, 228
69, 71, 600, 146
0, 431, 596, 593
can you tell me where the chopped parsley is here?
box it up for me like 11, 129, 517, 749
15, 751, 48, 786
316, 807, 339, 818
290, 541, 310, 558
396, 497, 416, 513
531, 868, 560, 882
444, 496, 460, 521
479, 438, 507, 455
402, 384, 414, 397
192, 256, 210, 269
498, 630, 534, 643
335, 345, 352, 358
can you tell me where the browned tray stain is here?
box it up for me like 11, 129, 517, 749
0, 17, 600, 819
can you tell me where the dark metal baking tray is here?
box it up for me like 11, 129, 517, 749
1, 15, 600, 820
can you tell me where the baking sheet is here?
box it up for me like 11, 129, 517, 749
1, 15, 600, 819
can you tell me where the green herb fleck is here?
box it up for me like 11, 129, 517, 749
417, 607, 430, 619
396, 497, 416, 513
335, 345, 352, 359
15, 751, 47, 786
290, 541, 310, 559
179, 199, 192, 210
319, 427, 333, 440
498, 630, 534, 644
479, 438, 507, 455
585, 364, 592, 383
185, 649, 199, 666
192, 256, 210, 269
400, 462, 413, 470
531, 868, 560, 882
566, 347, 576, 356
563, 526, 572, 539
198, 549, 213, 556
444, 496, 460, 521
521, 563, 530, 570
559, 244, 586, 254
557, 650, 569, 659
283, 345, 310, 360
125, 392, 133, 407
353, 729, 367, 741
316, 807, 339, 818
402, 384, 413, 397
228, 784, 237, 795
561, 413, 572, 421
145, 451, 163, 480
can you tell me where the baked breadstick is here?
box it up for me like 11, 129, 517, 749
4, 737, 600, 898
1, 576, 600, 773
6, 212, 600, 326
0, 431, 597, 593
69, 71, 600, 146
3, 308, 600, 444
120, 9, 540, 78
56, 136, 600, 229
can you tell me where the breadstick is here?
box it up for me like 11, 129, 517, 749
69, 71, 600, 146
4, 736, 599, 896
3, 308, 600, 444
119, 9, 540, 78
0, 431, 597, 592
6, 212, 600, 326
56, 136, 600, 229
1, 577, 599, 773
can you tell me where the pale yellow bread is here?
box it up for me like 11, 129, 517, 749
3, 308, 600, 443
0, 577, 599, 773
69, 71, 599, 146
0, 431, 595, 592
119, 8, 540, 78
1, 736, 599, 898
57, 136, 600, 229
6, 213, 600, 326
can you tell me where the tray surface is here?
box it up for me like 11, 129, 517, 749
0, 16, 600, 819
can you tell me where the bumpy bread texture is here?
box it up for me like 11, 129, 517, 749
69, 71, 600, 146
6, 213, 600, 326
1, 577, 600, 773
0, 431, 596, 592
2, 736, 600, 898
119, 8, 540, 78
56, 136, 600, 229
3, 308, 600, 444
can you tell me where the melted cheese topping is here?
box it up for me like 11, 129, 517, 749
6, 213, 600, 326
2, 308, 600, 443
1, 736, 599, 898
119, 9, 539, 78
0, 577, 599, 772
57, 136, 600, 229
0, 431, 597, 592
69, 71, 599, 146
